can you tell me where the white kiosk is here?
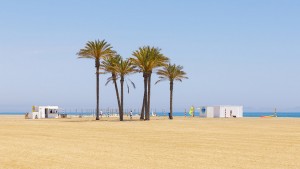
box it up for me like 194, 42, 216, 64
199, 105, 243, 118
27, 106, 59, 119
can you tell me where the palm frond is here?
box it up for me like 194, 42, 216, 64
125, 80, 130, 94
155, 78, 168, 84
128, 78, 136, 89
105, 77, 113, 86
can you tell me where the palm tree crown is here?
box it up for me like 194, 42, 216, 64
156, 64, 188, 83
116, 59, 136, 79
131, 46, 168, 74
77, 40, 114, 60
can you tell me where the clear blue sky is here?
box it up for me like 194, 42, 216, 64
0, 0, 299, 112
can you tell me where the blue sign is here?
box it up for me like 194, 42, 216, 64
201, 107, 206, 113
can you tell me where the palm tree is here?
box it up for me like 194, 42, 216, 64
102, 55, 122, 117
156, 64, 188, 119
77, 39, 115, 120
146, 47, 169, 120
115, 58, 136, 121
131, 47, 150, 120
131, 46, 168, 120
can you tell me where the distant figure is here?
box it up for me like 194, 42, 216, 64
274, 108, 277, 117
130, 111, 133, 120
189, 106, 195, 117
100, 110, 103, 118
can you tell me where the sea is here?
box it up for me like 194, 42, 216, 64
1, 112, 300, 118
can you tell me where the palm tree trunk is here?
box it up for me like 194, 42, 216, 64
95, 59, 100, 120
140, 95, 145, 120
146, 73, 152, 120
169, 81, 173, 120
112, 73, 121, 117
120, 76, 124, 121
142, 73, 148, 120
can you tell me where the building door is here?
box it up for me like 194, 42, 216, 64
45, 108, 49, 118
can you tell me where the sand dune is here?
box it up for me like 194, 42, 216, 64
0, 116, 299, 169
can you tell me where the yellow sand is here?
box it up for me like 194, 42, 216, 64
0, 115, 299, 169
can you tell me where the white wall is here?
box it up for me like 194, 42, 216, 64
206, 107, 214, 118
219, 106, 243, 118
213, 106, 221, 118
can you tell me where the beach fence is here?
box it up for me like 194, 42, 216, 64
60, 108, 174, 118
61, 108, 139, 118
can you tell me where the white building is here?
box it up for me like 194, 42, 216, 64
27, 106, 59, 119
199, 105, 243, 118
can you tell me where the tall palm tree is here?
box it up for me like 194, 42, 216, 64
131, 46, 168, 120
146, 47, 169, 120
102, 55, 122, 117
156, 64, 188, 119
131, 47, 150, 120
77, 39, 115, 120
115, 58, 136, 121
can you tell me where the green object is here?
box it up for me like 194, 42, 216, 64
189, 106, 194, 116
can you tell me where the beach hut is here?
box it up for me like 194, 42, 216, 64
27, 106, 59, 119
199, 105, 243, 118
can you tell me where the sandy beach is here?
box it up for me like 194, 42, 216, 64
0, 116, 299, 169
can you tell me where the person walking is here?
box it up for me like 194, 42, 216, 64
130, 110, 133, 120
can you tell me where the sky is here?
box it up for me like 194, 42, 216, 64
0, 0, 300, 112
